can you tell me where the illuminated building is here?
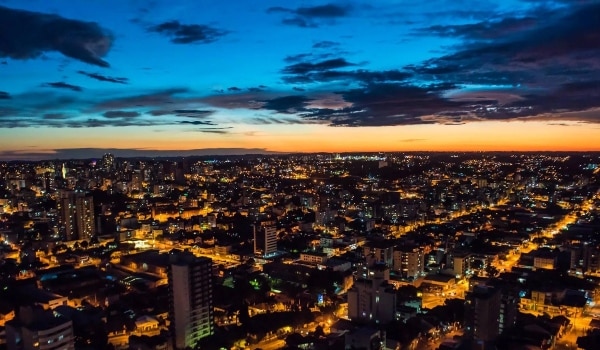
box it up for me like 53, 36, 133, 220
75, 195, 95, 240
393, 246, 424, 280
363, 241, 394, 267
254, 224, 277, 257
100, 153, 115, 171
57, 191, 95, 241
168, 251, 214, 349
348, 264, 396, 325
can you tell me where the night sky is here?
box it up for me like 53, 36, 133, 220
1, 0, 599, 159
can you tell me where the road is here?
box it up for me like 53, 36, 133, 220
428, 329, 462, 350
421, 282, 468, 310
251, 338, 285, 350
155, 242, 243, 267
521, 308, 591, 348
490, 196, 597, 274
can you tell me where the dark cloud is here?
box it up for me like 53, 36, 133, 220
187, 127, 233, 134
228, 86, 242, 92
102, 110, 141, 119
283, 58, 355, 75
43, 82, 83, 92
291, 77, 600, 127
284, 47, 351, 65
0, 6, 112, 67
419, 16, 539, 40
503, 80, 600, 118
93, 88, 188, 110
0, 91, 10, 99
299, 83, 464, 126
198, 130, 229, 134
395, 1, 600, 124
282, 17, 316, 28
413, 3, 600, 80
172, 109, 213, 117
248, 115, 308, 125
293, 87, 306, 92
267, 4, 350, 28
284, 53, 313, 63
262, 95, 312, 114
198, 91, 269, 110
149, 20, 228, 44
281, 57, 410, 84
296, 4, 349, 17
43, 113, 68, 120
0, 88, 223, 129
247, 86, 267, 92
283, 68, 411, 84
179, 120, 216, 125
312, 40, 340, 49
78, 71, 128, 84
147, 110, 172, 116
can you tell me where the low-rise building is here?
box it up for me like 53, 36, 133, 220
6, 305, 75, 350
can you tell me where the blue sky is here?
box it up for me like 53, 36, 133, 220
0, 0, 599, 159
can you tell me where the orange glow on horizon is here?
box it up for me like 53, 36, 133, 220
1, 120, 599, 155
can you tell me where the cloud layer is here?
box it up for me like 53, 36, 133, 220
78, 71, 128, 84
0, 5, 113, 67
1, 1, 599, 133
267, 3, 350, 27
149, 20, 228, 44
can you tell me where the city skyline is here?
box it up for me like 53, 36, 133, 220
1, 0, 600, 160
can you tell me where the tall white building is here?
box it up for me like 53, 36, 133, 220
168, 251, 214, 349
254, 225, 277, 257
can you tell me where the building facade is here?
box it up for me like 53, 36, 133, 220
363, 243, 394, 267
254, 225, 277, 257
392, 246, 424, 280
348, 265, 396, 325
57, 191, 95, 241
5, 306, 75, 350
75, 195, 94, 240
168, 251, 214, 349
465, 285, 517, 346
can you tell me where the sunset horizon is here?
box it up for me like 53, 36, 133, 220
1, 1, 599, 159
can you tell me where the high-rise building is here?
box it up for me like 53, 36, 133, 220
451, 251, 472, 278
363, 242, 394, 267
6, 305, 75, 350
348, 264, 396, 325
57, 191, 95, 241
465, 286, 501, 344
130, 170, 143, 191
57, 191, 76, 241
465, 285, 517, 348
254, 224, 277, 257
168, 251, 214, 349
75, 195, 94, 240
393, 246, 424, 280
584, 245, 600, 273
100, 153, 115, 172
